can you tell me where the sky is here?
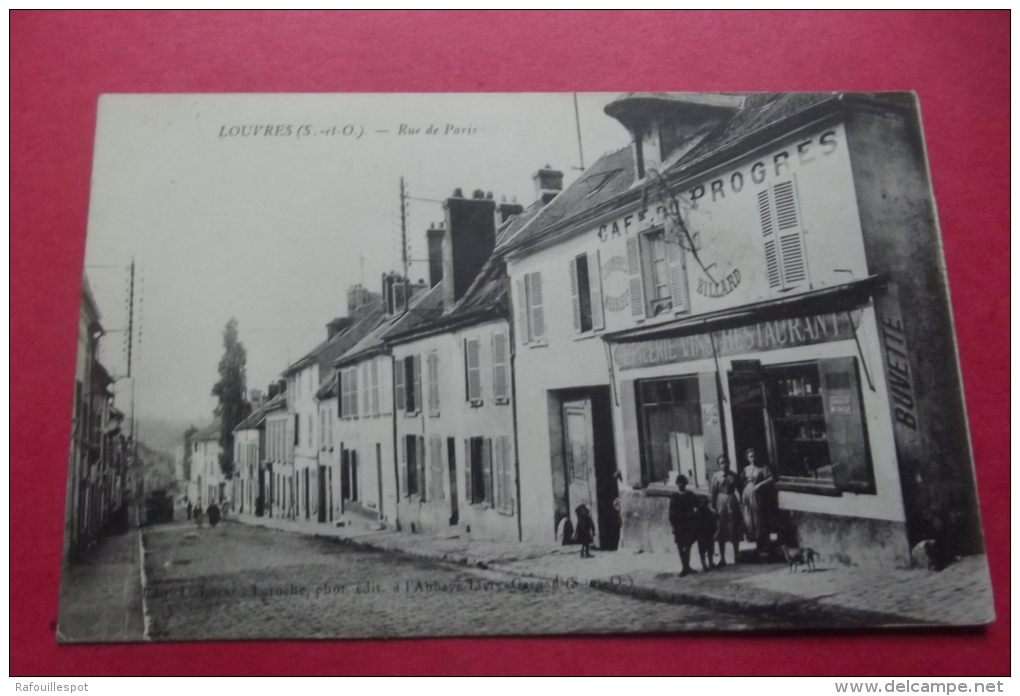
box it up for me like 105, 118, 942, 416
83, 93, 633, 425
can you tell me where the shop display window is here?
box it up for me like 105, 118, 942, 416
637, 376, 703, 487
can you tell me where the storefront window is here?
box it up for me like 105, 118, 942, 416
764, 363, 832, 481
637, 376, 702, 487
729, 357, 874, 494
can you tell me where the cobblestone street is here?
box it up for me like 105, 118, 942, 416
142, 520, 797, 640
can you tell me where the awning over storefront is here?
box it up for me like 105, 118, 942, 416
604, 276, 885, 344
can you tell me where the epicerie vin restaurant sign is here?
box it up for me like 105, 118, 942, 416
613, 311, 858, 371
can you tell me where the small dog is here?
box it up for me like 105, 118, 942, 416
780, 545, 818, 573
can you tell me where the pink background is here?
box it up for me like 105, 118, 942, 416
11, 10, 1009, 676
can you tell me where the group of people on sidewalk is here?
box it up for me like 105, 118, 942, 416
669, 448, 776, 577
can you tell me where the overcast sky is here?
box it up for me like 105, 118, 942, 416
84, 93, 632, 425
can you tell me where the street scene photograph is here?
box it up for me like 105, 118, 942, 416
58, 91, 994, 642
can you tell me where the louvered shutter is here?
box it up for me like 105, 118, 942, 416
773, 180, 808, 289
569, 258, 581, 332
666, 237, 689, 312
395, 358, 405, 411
339, 370, 348, 418
350, 366, 358, 417
466, 338, 482, 401
759, 187, 782, 289
464, 439, 473, 504
482, 437, 493, 505
588, 250, 605, 331
494, 435, 505, 510
516, 279, 530, 344
626, 236, 645, 317
370, 359, 379, 415
361, 363, 369, 414
417, 436, 426, 502
412, 355, 422, 414
492, 331, 508, 403
400, 435, 408, 497
527, 272, 545, 339
430, 437, 444, 501
820, 357, 874, 493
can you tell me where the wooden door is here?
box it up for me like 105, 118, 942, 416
563, 398, 597, 540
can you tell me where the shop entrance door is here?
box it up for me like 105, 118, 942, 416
728, 372, 773, 472
317, 465, 327, 523
447, 437, 459, 525
563, 398, 598, 542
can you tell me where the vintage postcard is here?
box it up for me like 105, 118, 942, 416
58, 92, 993, 642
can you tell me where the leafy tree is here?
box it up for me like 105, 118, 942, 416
211, 318, 250, 478
182, 424, 198, 481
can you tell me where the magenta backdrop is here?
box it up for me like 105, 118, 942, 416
10, 10, 1009, 676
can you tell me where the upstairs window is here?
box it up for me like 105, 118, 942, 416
569, 251, 605, 334
758, 178, 809, 292
370, 359, 380, 415
626, 228, 689, 319
465, 338, 482, 404
491, 331, 509, 404
340, 367, 359, 418
401, 355, 421, 414
427, 350, 441, 416
516, 271, 545, 344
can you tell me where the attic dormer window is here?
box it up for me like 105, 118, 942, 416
634, 126, 662, 181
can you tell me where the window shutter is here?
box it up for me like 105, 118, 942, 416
362, 363, 370, 415
588, 250, 605, 331
412, 355, 422, 413
294, 413, 299, 446
466, 338, 482, 401
371, 359, 379, 415
820, 357, 874, 494
569, 257, 581, 333
626, 236, 645, 317
464, 439, 473, 504
351, 366, 358, 417
758, 187, 782, 289
429, 351, 440, 414
666, 238, 689, 312
429, 437, 444, 502
482, 437, 493, 505
395, 358, 405, 411
339, 370, 347, 418
527, 272, 545, 339
773, 180, 808, 289
417, 436, 426, 502
494, 434, 505, 510
400, 436, 408, 497
516, 279, 530, 344
492, 331, 508, 402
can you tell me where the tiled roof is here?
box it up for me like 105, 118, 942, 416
498, 92, 847, 254
234, 392, 286, 431
333, 283, 445, 367
281, 300, 384, 378
190, 418, 221, 442
387, 257, 509, 344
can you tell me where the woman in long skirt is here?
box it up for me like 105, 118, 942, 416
709, 455, 742, 566
739, 447, 775, 554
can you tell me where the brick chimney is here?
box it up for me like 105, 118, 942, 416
442, 188, 497, 311
498, 196, 525, 224
426, 222, 445, 288
533, 166, 563, 205
346, 284, 371, 314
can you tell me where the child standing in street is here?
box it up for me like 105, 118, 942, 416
574, 504, 596, 558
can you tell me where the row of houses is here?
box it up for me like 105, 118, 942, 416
197, 92, 983, 567
64, 273, 132, 562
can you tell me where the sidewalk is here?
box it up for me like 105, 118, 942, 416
233, 513, 994, 627
57, 507, 148, 643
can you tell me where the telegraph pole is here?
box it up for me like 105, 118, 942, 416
127, 258, 135, 378
399, 177, 409, 278
573, 93, 586, 171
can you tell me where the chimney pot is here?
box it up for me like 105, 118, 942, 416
472, 189, 485, 199
453, 188, 464, 198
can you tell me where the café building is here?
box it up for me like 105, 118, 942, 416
500, 92, 982, 567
